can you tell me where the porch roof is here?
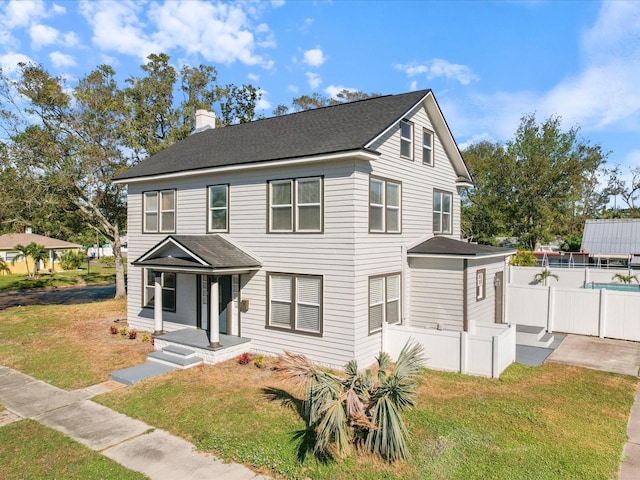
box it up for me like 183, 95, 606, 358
132, 234, 262, 274
408, 236, 516, 260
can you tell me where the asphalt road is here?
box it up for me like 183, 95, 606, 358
0, 284, 116, 310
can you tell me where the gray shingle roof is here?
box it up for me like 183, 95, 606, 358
114, 90, 433, 181
581, 219, 640, 255
132, 235, 261, 271
408, 236, 515, 257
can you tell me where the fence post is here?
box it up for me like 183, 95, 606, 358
547, 286, 555, 333
584, 267, 589, 286
460, 331, 467, 375
492, 335, 498, 378
599, 288, 607, 338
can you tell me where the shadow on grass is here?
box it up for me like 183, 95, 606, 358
262, 387, 333, 464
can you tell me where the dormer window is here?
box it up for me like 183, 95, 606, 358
400, 120, 413, 159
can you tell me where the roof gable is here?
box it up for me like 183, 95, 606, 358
115, 90, 471, 183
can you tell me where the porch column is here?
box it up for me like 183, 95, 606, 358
154, 272, 163, 335
209, 277, 221, 348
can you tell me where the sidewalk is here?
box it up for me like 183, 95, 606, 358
0, 366, 268, 480
620, 384, 640, 480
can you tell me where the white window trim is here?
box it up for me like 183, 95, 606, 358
267, 273, 323, 335
476, 269, 486, 301
423, 128, 434, 166
369, 273, 402, 334
207, 184, 229, 233
433, 190, 452, 234
369, 177, 401, 233
400, 119, 413, 159
296, 177, 323, 233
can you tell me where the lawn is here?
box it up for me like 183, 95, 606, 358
0, 262, 120, 291
0, 299, 153, 389
0, 419, 148, 479
0, 300, 636, 479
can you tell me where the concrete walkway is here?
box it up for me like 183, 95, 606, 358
0, 366, 268, 480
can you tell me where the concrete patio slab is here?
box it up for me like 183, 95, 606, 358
546, 335, 640, 376
34, 400, 151, 451
111, 361, 176, 385
104, 428, 268, 480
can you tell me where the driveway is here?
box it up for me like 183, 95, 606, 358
546, 334, 640, 376
0, 284, 116, 310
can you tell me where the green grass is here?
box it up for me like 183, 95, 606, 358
0, 263, 120, 290
95, 359, 638, 480
0, 419, 148, 479
0, 300, 153, 390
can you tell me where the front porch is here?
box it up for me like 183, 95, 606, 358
153, 328, 252, 365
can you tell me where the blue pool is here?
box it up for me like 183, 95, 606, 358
584, 282, 640, 292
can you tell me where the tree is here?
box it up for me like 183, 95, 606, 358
291, 89, 380, 112
28, 242, 47, 275
0, 258, 9, 275
11, 243, 32, 277
606, 165, 640, 217
462, 114, 608, 248
533, 268, 559, 286
275, 341, 425, 463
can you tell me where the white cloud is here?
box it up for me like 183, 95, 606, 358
325, 85, 356, 99
3, 0, 47, 28
306, 72, 321, 89
395, 59, 479, 85
256, 89, 271, 110
302, 48, 326, 67
0, 52, 33, 72
51, 3, 66, 15
29, 24, 59, 49
288, 84, 299, 93
49, 51, 76, 68
63, 31, 79, 48
248, 73, 260, 82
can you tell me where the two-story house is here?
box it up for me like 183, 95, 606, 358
114, 90, 515, 370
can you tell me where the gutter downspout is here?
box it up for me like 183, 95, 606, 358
463, 259, 468, 332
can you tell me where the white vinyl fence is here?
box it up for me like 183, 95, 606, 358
509, 265, 635, 289
382, 321, 516, 378
507, 284, 640, 341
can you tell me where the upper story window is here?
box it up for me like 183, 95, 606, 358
476, 269, 486, 301
369, 177, 401, 233
400, 120, 413, 159
369, 273, 401, 334
267, 273, 323, 335
208, 184, 229, 232
143, 190, 175, 233
269, 177, 322, 233
433, 190, 452, 234
423, 128, 434, 166
144, 269, 176, 312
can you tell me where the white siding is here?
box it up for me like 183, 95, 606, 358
125, 99, 468, 368
466, 258, 506, 325
408, 257, 464, 331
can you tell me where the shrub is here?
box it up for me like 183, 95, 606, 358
127, 329, 137, 340
237, 352, 252, 365
119, 326, 127, 336
254, 355, 265, 368
141, 333, 151, 342
109, 325, 119, 335
58, 251, 85, 270
510, 250, 538, 266
98, 255, 115, 266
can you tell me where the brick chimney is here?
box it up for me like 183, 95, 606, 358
194, 110, 216, 132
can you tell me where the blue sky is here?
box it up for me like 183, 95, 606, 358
1, 0, 639, 173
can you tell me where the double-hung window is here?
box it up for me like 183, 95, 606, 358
369, 274, 401, 333
143, 190, 175, 233
433, 190, 452, 234
208, 184, 228, 232
144, 270, 177, 312
369, 177, 401, 233
269, 177, 322, 232
423, 128, 434, 166
400, 120, 413, 159
268, 273, 323, 334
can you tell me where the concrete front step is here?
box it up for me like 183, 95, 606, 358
111, 362, 176, 386
516, 324, 555, 348
147, 349, 203, 369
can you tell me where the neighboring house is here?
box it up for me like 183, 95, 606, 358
581, 219, 640, 268
114, 90, 514, 368
0, 231, 82, 274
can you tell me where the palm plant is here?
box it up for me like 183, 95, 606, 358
534, 268, 559, 286
612, 273, 639, 284
27, 242, 48, 275
0, 259, 10, 275
11, 244, 32, 278
275, 340, 425, 463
